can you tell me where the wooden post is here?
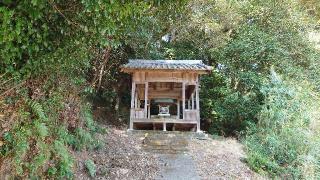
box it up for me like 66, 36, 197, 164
177, 102, 180, 119
191, 92, 194, 110
182, 82, 185, 120
134, 92, 138, 108
148, 102, 151, 119
196, 81, 200, 132
144, 82, 148, 118
130, 81, 136, 130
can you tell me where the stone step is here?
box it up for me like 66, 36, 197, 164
127, 130, 209, 153
128, 129, 209, 139
143, 145, 188, 152
142, 132, 190, 153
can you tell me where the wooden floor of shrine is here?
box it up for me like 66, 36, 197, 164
133, 118, 197, 131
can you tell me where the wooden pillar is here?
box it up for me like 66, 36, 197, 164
182, 82, 186, 119
191, 92, 194, 110
130, 81, 136, 130
134, 92, 138, 108
177, 101, 180, 119
144, 82, 148, 118
148, 102, 151, 119
196, 81, 200, 132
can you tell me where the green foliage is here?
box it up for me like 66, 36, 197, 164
181, 0, 320, 137
82, 104, 98, 132
73, 128, 94, 151
0, 1, 50, 73
0, 98, 102, 178
0, 0, 179, 178
53, 140, 74, 179
244, 70, 320, 178
201, 70, 263, 135
27, 99, 47, 121
85, 159, 96, 177
153, 0, 320, 178
68, 104, 105, 151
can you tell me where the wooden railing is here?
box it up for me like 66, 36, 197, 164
184, 110, 198, 121
131, 109, 199, 122
130, 108, 145, 119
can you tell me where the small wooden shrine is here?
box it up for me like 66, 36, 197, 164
121, 60, 212, 132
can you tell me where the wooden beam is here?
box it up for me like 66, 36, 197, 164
147, 95, 181, 99
132, 118, 197, 124
144, 82, 148, 118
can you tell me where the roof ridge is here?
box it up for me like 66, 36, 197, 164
122, 59, 213, 72
128, 59, 204, 64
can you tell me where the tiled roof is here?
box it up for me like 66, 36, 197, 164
121, 59, 213, 72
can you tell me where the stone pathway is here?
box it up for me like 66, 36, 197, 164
156, 153, 200, 180
141, 131, 204, 180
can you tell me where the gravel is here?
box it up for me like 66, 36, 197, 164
74, 126, 160, 180
74, 126, 264, 180
187, 136, 263, 180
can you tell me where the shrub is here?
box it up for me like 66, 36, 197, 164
0, 98, 101, 178
85, 159, 96, 177
53, 140, 74, 179
244, 69, 320, 178
201, 68, 264, 136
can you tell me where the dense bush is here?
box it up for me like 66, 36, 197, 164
244, 70, 320, 178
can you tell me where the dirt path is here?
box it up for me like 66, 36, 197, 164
142, 131, 260, 180
74, 126, 261, 179
156, 153, 200, 180
188, 137, 261, 179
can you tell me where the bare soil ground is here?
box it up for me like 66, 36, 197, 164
74, 125, 160, 180
188, 136, 262, 179
74, 125, 262, 180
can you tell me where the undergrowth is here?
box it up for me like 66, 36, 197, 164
85, 159, 96, 177
0, 91, 103, 178
244, 69, 320, 178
